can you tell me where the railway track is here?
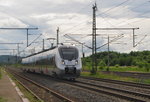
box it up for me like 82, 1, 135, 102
6, 67, 150, 102
80, 76, 150, 89
76, 80, 150, 99
7, 68, 122, 102
6, 69, 75, 102
63, 81, 150, 102
102, 71, 150, 79
39, 75, 150, 102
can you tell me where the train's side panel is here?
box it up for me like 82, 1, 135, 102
22, 48, 57, 76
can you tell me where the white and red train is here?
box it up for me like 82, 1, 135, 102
21, 45, 82, 80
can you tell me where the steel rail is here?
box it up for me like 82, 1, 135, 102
76, 80, 150, 99
7, 69, 74, 102
42, 76, 148, 102
63, 81, 146, 102
80, 76, 150, 89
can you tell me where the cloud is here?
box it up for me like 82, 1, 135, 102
0, 0, 149, 56
0, 0, 14, 7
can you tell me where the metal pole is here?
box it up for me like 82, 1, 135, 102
17, 44, 19, 56
91, 3, 97, 74
95, 27, 139, 48
0, 27, 38, 47
57, 27, 59, 46
43, 39, 45, 50
107, 35, 110, 71
13, 49, 15, 56
82, 43, 84, 58
27, 29, 29, 47
94, 5, 97, 72
133, 29, 135, 47
51, 43, 54, 48
17, 44, 19, 63
92, 5, 94, 73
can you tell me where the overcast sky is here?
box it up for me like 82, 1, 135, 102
0, 0, 150, 56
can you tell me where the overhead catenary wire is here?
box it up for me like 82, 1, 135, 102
96, 0, 131, 16
134, 35, 147, 47
58, 0, 139, 38
94, 0, 149, 32
58, 0, 95, 34
101, 0, 150, 27
96, 34, 124, 49
57, 0, 94, 27
60, 0, 134, 38
116, 9, 150, 27
20, 33, 43, 54
64, 34, 92, 49
1, 0, 150, 56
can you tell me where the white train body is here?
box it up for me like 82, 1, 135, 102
21, 45, 82, 79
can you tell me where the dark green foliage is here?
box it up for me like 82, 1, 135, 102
82, 51, 150, 71
0, 97, 7, 102
115, 64, 119, 68
98, 60, 106, 70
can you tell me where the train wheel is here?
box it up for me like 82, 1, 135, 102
70, 78, 75, 81
40, 71, 44, 74
23, 69, 26, 72
52, 72, 58, 78
33, 70, 35, 73
27, 69, 30, 72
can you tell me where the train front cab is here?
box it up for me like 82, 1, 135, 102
57, 46, 81, 80
59, 68, 81, 80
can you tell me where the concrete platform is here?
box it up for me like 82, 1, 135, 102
0, 69, 27, 102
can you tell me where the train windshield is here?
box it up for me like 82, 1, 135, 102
59, 47, 78, 60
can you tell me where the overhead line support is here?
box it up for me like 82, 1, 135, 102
96, 28, 139, 47
91, 3, 97, 74
57, 27, 59, 46
0, 27, 38, 47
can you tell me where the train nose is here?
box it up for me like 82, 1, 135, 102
65, 67, 76, 74
64, 60, 76, 65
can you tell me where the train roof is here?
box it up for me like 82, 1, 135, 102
23, 46, 57, 58
22, 45, 78, 59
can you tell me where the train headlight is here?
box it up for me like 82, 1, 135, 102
75, 60, 78, 65
62, 60, 65, 65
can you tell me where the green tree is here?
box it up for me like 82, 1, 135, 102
98, 60, 106, 71
144, 63, 150, 72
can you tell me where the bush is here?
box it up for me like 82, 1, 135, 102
98, 61, 106, 71
0, 70, 1, 79
86, 63, 92, 70
144, 63, 150, 72
0, 67, 2, 79
136, 61, 145, 68
0, 97, 7, 102
98, 66, 104, 70
115, 64, 119, 68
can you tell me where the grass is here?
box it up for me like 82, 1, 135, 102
83, 65, 150, 73
7, 71, 42, 102
0, 67, 2, 79
0, 69, 6, 102
16, 82, 42, 102
107, 66, 150, 72
0, 97, 7, 102
81, 71, 150, 84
